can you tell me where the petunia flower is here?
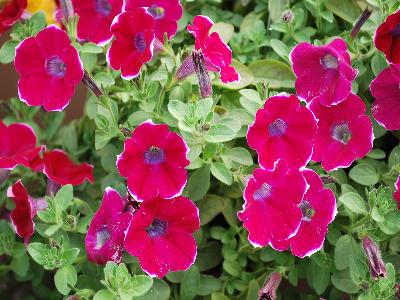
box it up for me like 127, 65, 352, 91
362, 236, 387, 280
270, 169, 337, 258
370, 64, 400, 130
124, 195, 200, 278
237, 160, 307, 247
8, 180, 47, 245
117, 120, 189, 201
0, 0, 27, 34
14, 25, 84, 111
107, 8, 155, 80
290, 38, 358, 107
43, 149, 94, 186
85, 187, 132, 264
393, 176, 400, 209
0, 120, 43, 171
69, 0, 123, 45
309, 93, 373, 172
374, 10, 400, 64
125, 0, 182, 42
26, 0, 57, 24
247, 94, 317, 170
176, 15, 239, 83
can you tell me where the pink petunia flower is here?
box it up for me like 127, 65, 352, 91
107, 8, 155, 80
237, 160, 307, 247
290, 38, 358, 107
270, 169, 337, 258
124, 195, 200, 278
176, 15, 239, 83
43, 149, 94, 186
0, 0, 26, 34
247, 94, 317, 170
309, 93, 374, 171
85, 187, 132, 264
117, 120, 189, 201
394, 176, 400, 209
0, 120, 43, 170
8, 180, 47, 245
374, 10, 400, 64
370, 64, 400, 130
14, 25, 84, 111
125, 0, 182, 42
70, 0, 124, 45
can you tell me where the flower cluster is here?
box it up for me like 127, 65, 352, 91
241, 37, 373, 257
85, 121, 200, 278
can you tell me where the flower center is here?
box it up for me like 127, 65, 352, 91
320, 53, 338, 69
393, 23, 400, 37
134, 33, 147, 52
298, 200, 315, 222
144, 146, 165, 165
45, 56, 66, 78
253, 183, 272, 201
331, 122, 352, 144
146, 217, 168, 238
148, 6, 165, 20
95, 225, 110, 249
268, 118, 288, 137
94, 0, 112, 16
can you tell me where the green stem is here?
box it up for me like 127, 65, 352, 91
348, 215, 369, 232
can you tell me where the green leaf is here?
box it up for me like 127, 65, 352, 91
0, 40, 18, 64
213, 60, 254, 90
94, 72, 115, 87
27, 243, 48, 266
221, 147, 253, 166
239, 89, 262, 104
94, 289, 116, 300
198, 275, 222, 296
196, 98, 213, 119
211, 162, 232, 185
367, 149, 386, 160
246, 280, 260, 300
55, 185, 73, 210
211, 22, 234, 43
338, 192, 368, 215
120, 275, 153, 298
270, 39, 290, 61
133, 279, 170, 300
205, 124, 236, 143
168, 100, 189, 121
349, 164, 379, 186
325, 0, 361, 23
180, 266, 200, 300
268, 0, 290, 21
371, 53, 388, 77
307, 260, 330, 295
0, 221, 15, 255
223, 259, 241, 277
199, 195, 226, 225
62, 248, 80, 265
128, 111, 152, 126
187, 164, 211, 201
331, 269, 360, 294
211, 293, 230, 300
248, 59, 295, 88
54, 265, 78, 296
81, 42, 103, 53
10, 252, 29, 277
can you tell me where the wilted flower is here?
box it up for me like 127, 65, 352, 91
85, 187, 133, 264
247, 94, 317, 170
374, 10, 400, 64
15, 25, 84, 111
117, 120, 189, 201
125, 0, 183, 42
291, 38, 358, 107
8, 180, 47, 245
258, 272, 281, 300
0, 0, 26, 34
362, 236, 387, 280
107, 8, 155, 80
270, 169, 337, 258
238, 160, 307, 247
124, 195, 200, 278
370, 64, 400, 130
310, 93, 373, 171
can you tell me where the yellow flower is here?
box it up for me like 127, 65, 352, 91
26, 0, 57, 24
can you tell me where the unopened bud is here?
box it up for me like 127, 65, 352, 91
176, 54, 195, 81
258, 272, 281, 300
120, 126, 132, 138
60, 0, 74, 19
321, 175, 336, 184
46, 179, 61, 196
82, 70, 103, 98
282, 10, 294, 24
351, 8, 373, 39
193, 51, 212, 99
362, 236, 387, 280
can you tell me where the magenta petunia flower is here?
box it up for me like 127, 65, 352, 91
186, 15, 239, 83
117, 120, 189, 201
14, 25, 84, 112
125, 0, 182, 42
124, 195, 200, 278
394, 176, 400, 209
8, 180, 47, 245
290, 38, 358, 107
43, 149, 94, 186
309, 93, 374, 171
270, 169, 337, 258
71, 0, 124, 45
237, 160, 307, 247
0, 0, 26, 34
85, 187, 132, 264
107, 8, 155, 80
374, 10, 400, 64
370, 64, 400, 130
0, 120, 43, 170
247, 94, 317, 170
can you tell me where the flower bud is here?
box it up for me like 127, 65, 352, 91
362, 236, 387, 280
282, 10, 294, 24
82, 70, 103, 98
351, 8, 373, 39
192, 51, 212, 99
258, 272, 281, 300
60, 0, 74, 19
